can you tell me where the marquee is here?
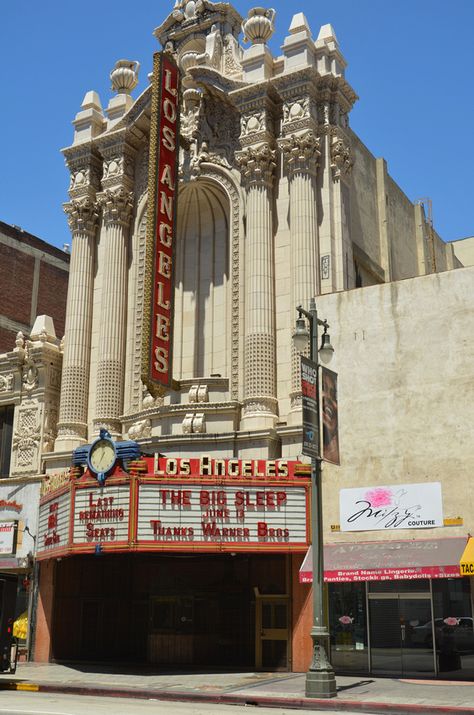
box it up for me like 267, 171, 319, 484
37, 458, 311, 559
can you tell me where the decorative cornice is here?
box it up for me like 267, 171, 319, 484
64, 197, 99, 236
121, 400, 242, 425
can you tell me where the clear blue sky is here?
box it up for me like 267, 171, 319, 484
1, 1, 473, 249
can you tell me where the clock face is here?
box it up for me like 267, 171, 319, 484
89, 439, 116, 474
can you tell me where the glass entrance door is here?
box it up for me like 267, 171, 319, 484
369, 593, 436, 676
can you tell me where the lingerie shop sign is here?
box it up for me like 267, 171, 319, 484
340, 482, 443, 532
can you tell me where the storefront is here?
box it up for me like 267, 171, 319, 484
0, 481, 40, 657
300, 538, 474, 679
36, 457, 311, 670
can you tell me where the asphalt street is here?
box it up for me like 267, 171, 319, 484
0, 691, 363, 715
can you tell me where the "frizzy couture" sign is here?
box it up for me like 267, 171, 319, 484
340, 482, 443, 532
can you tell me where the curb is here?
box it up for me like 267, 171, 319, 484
2, 682, 474, 715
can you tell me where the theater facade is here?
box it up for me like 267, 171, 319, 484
36, 456, 311, 669
21, 0, 474, 679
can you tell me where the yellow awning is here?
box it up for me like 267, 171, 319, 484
460, 538, 474, 576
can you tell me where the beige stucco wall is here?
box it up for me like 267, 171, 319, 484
451, 237, 474, 268
316, 266, 474, 544
348, 134, 380, 273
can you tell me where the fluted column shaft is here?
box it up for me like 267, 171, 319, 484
280, 132, 321, 409
238, 144, 277, 428
94, 189, 133, 437
56, 200, 98, 450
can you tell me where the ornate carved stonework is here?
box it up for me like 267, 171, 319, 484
0, 374, 14, 394
65, 147, 102, 201
98, 187, 134, 227
21, 342, 39, 393
43, 405, 58, 453
236, 143, 276, 188
128, 419, 152, 440
330, 133, 354, 181
242, 397, 278, 417
223, 36, 243, 78
12, 407, 41, 471
64, 197, 99, 236
279, 131, 320, 177
282, 97, 311, 126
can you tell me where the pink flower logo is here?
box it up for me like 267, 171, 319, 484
364, 488, 393, 508
443, 617, 460, 627
339, 616, 354, 625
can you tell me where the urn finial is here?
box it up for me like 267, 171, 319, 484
242, 7, 276, 45
110, 59, 140, 95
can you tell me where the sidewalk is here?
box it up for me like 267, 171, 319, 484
2, 663, 474, 714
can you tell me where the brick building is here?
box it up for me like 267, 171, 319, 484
0, 221, 69, 354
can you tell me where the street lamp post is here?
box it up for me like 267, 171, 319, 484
294, 297, 337, 699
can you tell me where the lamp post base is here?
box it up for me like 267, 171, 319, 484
305, 638, 337, 699
305, 669, 337, 699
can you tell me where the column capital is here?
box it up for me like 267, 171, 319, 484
330, 130, 354, 182
279, 130, 320, 178
64, 197, 99, 236
236, 142, 276, 189
97, 187, 134, 228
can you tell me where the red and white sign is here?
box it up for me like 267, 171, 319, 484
38, 492, 70, 552
137, 483, 308, 548
73, 486, 130, 544
147, 52, 180, 391
36, 459, 311, 558
323, 566, 461, 582
0, 522, 16, 554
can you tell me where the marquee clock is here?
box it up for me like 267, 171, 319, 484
73, 429, 141, 486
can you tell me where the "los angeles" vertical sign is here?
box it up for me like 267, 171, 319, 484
142, 52, 180, 396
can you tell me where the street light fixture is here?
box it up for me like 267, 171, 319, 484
294, 297, 337, 699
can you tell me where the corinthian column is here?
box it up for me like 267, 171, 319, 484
279, 130, 321, 419
93, 187, 134, 437
237, 143, 278, 429
55, 198, 99, 450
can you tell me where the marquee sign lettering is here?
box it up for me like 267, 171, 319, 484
142, 51, 180, 397
36, 459, 311, 559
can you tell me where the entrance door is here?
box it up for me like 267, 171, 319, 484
254, 588, 289, 670
369, 593, 436, 676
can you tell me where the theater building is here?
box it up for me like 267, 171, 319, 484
18, 0, 474, 677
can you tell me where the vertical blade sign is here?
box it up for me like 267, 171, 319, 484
142, 52, 180, 397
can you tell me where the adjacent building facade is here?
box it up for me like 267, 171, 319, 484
0, 0, 472, 677
0, 223, 69, 655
